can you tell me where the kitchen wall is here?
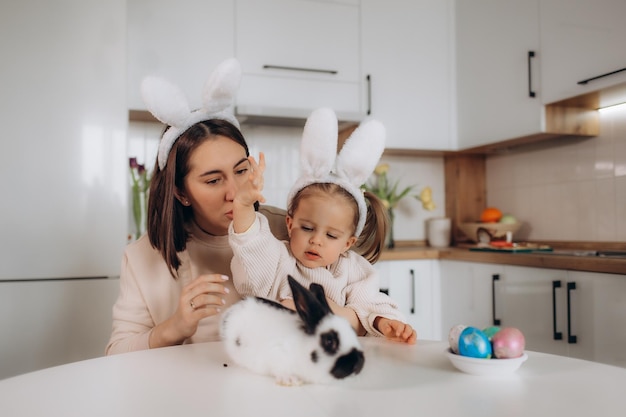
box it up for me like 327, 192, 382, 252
128, 121, 446, 242
486, 104, 626, 242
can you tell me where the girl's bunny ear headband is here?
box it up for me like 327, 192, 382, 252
141, 58, 242, 170
287, 108, 386, 237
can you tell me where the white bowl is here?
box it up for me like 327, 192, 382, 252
458, 222, 522, 243
445, 348, 528, 376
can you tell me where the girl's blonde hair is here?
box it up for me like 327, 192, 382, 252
287, 183, 388, 263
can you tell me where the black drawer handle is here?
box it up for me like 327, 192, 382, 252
262, 65, 338, 75
410, 269, 415, 314
567, 282, 577, 344
528, 51, 536, 98
366, 74, 372, 115
577, 67, 626, 85
492, 274, 501, 326
552, 280, 563, 340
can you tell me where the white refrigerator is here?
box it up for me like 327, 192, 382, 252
0, 0, 127, 378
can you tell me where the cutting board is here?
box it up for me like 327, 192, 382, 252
469, 245, 553, 253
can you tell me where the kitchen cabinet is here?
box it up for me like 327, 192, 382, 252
439, 261, 504, 336
376, 260, 441, 340
539, 0, 626, 104
234, 0, 362, 122
127, 0, 235, 111
455, 0, 599, 150
564, 271, 626, 368
0, 278, 120, 380
495, 266, 626, 368
455, 0, 542, 149
495, 266, 571, 357
439, 260, 626, 367
361, 0, 455, 150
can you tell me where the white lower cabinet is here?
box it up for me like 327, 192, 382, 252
376, 260, 441, 341
439, 260, 504, 336
439, 261, 626, 367
495, 266, 571, 357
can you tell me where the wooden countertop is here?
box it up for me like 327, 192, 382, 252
379, 243, 626, 275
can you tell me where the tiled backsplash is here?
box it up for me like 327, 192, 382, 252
486, 104, 626, 242
128, 121, 446, 241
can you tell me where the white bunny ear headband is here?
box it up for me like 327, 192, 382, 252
141, 58, 242, 170
287, 108, 386, 237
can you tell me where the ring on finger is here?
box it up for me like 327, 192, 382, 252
190, 299, 196, 310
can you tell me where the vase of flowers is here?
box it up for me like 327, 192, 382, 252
129, 157, 151, 240
362, 163, 435, 249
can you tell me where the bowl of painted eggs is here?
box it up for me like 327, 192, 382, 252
445, 324, 528, 376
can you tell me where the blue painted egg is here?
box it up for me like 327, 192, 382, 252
458, 327, 492, 359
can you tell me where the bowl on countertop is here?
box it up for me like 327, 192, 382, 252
458, 222, 522, 243
445, 348, 528, 376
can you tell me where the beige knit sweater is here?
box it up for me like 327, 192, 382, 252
229, 213, 406, 336
105, 206, 288, 355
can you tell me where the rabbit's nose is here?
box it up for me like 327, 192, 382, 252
331, 348, 365, 379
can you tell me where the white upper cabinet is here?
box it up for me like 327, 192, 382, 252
127, 0, 235, 111
455, 0, 607, 149
539, 0, 626, 104
361, 0, 455, 150
235, 0, 362, 120
455, 0, 544, 149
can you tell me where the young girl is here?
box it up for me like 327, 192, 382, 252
229, 108, 416, 344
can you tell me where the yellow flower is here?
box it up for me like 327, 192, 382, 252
374, 163, 389, 176
419, 186, 436, 211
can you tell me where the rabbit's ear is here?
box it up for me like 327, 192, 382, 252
141, 76, 192, 127
288, 276, 331, 335
309, 283, 331, 310
335, 119, 386, 188
299, 108, 338, 179
202, 58, 242, 114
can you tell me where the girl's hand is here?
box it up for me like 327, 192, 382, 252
149, 274, 230, 348
235, 153, 266, 208
374, 317, 417, 344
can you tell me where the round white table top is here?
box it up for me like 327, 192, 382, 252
1, 337, 625, 417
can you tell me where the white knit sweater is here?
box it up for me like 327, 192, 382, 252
229, 213, 406, 336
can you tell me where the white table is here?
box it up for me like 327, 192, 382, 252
1, 337, 625, 416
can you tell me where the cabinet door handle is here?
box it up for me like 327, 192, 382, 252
366, 74, 372, 115
262, 64, 338, 75
567, 282, 577, 344
528, 51, 536, 98
492, 274, 501, 326
577, 66, 626, 85
552, 280, 563, 340
410, 269, 415, 314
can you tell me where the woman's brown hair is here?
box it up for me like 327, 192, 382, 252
287, 183, 388, 263
147, 119, 250, 277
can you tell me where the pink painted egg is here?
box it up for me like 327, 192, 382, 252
491, 327, 525, 359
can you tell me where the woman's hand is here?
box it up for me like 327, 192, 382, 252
374, 317, 417, 344
149, 274, 230, 348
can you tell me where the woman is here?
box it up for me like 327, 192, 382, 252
106, 60, 362, 354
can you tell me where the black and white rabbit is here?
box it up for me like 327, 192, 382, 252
220, 276, 365, 386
